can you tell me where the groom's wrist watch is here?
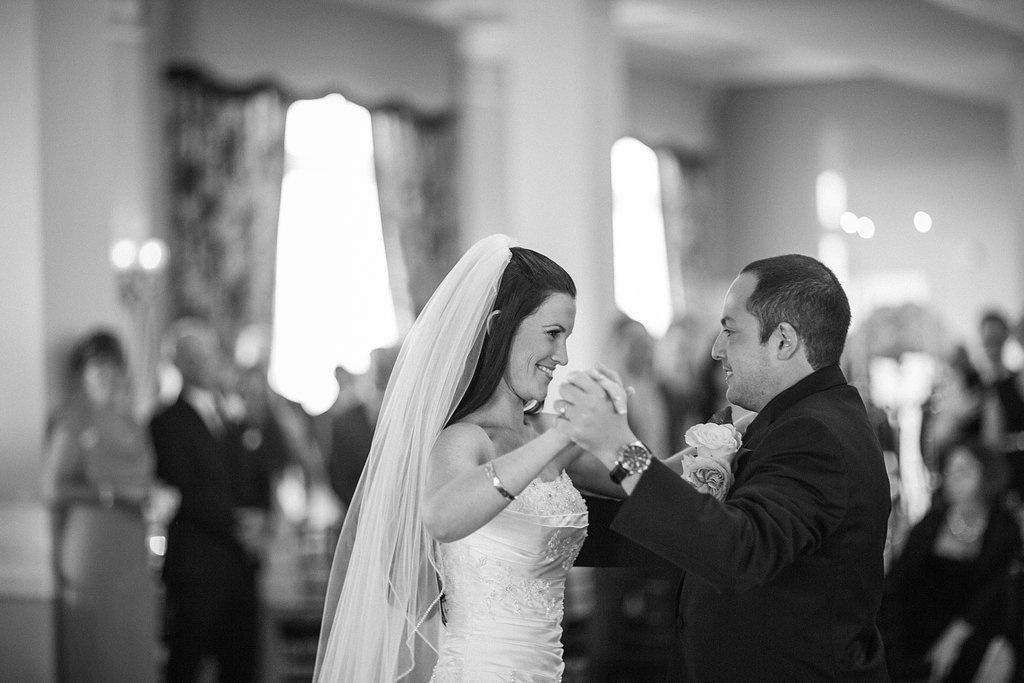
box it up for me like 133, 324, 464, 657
609, 440, 653, 484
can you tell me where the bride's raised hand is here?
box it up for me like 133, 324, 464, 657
590, 363, 635, 415
520, 410, 585, 475
555, 367, 635, 455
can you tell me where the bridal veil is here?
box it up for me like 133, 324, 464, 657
313, 234, 515, 682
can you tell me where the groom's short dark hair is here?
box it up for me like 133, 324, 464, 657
740, 254, 850, 370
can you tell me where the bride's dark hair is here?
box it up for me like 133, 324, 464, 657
447, 246, 575, 425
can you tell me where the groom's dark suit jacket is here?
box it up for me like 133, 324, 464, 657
598, 365, 891, 681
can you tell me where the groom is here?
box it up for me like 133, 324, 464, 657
557, 254, 890, 681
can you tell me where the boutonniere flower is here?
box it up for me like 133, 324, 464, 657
684, 422, 743, 467
680, 453, 734, 502
678, 422, 742, 502
673, 411, 755, 502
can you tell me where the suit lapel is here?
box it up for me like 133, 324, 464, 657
731, 365, 848, 481
179, 392, 226, 440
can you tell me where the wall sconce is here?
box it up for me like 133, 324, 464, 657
110, 237, 169, 417
110, 237, 168, 307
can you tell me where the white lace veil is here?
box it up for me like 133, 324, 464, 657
313, 234, 515, 683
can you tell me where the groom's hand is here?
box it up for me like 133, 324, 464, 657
555, 366, 637, 469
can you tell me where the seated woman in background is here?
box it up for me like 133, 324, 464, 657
882, 439, 1021, 683
42, 329, 159, 683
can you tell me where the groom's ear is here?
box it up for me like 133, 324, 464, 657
775, 322, 800, 360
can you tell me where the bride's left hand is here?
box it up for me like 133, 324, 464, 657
524, 411, 586, 475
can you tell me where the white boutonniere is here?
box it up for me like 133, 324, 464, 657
684, 422, 743, 466
673, 411, 755, 502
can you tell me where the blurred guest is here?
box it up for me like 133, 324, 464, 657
230, 366, 292, 538
324, 346, 398, 509
852, 376, 905, 573
882, 440, 1020, 682
696, 344, 729, 420
603, 313, 669, 456
42, 329, 159, 683
979, 311, 1014, 383
233, 323, 324, 488
149, 318, 260, 682
922, 345, 983, 474
654, 316, 711, 451
978, 311, 1024, 502
583, 314, 675, 682
882, 449, 910, 575
1015, 312, 1024, 355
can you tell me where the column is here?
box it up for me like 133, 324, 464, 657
109, 0, 164, 414
456, 14, 509, 248
1, 2, 57, 679
462, 0, 623, 375
1009, 51, 1024, 310
39, 0, 119, 402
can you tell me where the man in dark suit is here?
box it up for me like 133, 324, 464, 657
557, 254, 891, 681
978, 311, 1024, 500
324, 346, 399, 508
150, 318, 261, 682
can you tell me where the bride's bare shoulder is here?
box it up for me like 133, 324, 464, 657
440, 420, 488, 439
434, 421, 493, 460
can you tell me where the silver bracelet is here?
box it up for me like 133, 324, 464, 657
484, 461, 516, 502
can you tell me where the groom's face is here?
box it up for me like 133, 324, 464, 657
712, 273, 774, 412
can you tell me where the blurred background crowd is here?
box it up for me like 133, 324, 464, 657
36, 303, 1024, 681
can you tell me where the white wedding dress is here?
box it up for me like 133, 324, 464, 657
430, 472, 588, 683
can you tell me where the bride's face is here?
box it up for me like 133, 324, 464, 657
502, 292, 576, 405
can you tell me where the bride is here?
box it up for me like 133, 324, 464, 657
314, 235, 624, 682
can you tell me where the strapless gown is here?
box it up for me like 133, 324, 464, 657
431, 472, 588, 682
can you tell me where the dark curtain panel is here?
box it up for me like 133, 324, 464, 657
655, 148, 717, 320
370, 107, 460, 332
164, 67, 289, 348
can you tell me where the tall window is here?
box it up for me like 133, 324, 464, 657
269, 94, 399, 414
611, 137, 672, 336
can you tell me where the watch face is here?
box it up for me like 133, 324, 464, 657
618, 442, 652, 474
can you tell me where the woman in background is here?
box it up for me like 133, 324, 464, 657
882, 439, 1021, 682
604, 313, 669, 457
43, 329, 158, 682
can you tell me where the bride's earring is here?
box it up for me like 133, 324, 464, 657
485, 310, 500, 336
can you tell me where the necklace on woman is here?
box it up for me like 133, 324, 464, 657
946, 507, 985, 545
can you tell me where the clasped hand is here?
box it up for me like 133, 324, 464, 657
552, 363, 636, 459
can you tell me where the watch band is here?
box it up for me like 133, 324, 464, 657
609, 463, 631, 485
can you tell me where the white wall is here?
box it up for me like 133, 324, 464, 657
0, 0, 48, 501
1, 2, 58, 678
720, 80, 1018, 345
39, 0, 122, 416
627, 70, 721, 153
